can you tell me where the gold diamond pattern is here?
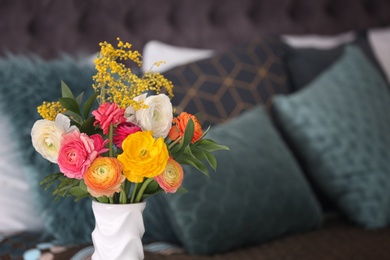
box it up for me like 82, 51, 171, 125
164, 37, 291, 126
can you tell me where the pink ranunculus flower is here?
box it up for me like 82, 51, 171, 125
57, 130, 98, 179
113, 122, 142, 149
92, 102, 126, 134
155, 157, 184, 193
90, 134, 109, 155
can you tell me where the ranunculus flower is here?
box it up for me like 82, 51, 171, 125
84, 157, 125, 198
57, 130, 98, 179
155, 158, 184, 193
92, 102, 126, 134
31, 113, 77, 163
90, 134, 109, 155
125, 94, 173, 138
113, 122, 142, 149
168, 112, 203, 144
117, 131, 169, 183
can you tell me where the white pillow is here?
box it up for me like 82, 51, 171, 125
0, 115, 44, 235
368, 27, 390, 83
142, 41, 214, 73
282, 31, 354, 49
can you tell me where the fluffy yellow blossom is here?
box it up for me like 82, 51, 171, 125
92, 38, 174, 109
37, 101, 66, 121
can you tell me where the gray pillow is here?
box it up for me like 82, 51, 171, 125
273, 46, 390, 228
160, 105, 323, 255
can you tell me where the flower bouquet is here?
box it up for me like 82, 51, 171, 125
30, 38, 228, 259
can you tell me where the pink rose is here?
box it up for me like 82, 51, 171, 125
113, 122, 142, 149
58, 130, 98, 179
92, 102, 126, 134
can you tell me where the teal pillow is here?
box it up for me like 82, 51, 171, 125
0, 55, 96, 244
161, 105, 323, 255
273, 46, 390, 228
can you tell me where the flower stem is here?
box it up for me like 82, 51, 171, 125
134, 178, 154, 203
124, 180, 131, 199
168, 137, 181, 149
109, 124, 114, 157
130, 183, 138, 203
119, 186, 127, 204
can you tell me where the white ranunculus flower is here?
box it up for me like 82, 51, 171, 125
124, 93, 147, 124
127, 94, 173, 138
31, 113, 76, 163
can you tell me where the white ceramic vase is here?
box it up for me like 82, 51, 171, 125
91, 201, 146, 260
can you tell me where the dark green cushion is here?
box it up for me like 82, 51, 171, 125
273, 46, 390, 228
161, 105, 323, 255
0, 55, 96, 244
284, 31, 386, 90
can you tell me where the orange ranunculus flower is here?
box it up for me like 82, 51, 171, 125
155, 157, 184, 193
84, 157, 125, 198
117, 131, 169, 183
168, 112, 203, 144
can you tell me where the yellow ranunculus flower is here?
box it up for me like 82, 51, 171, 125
117, 131, 169, 183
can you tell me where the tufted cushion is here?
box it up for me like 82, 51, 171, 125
273, 46, 390, 228
163, 36, 291, 127
0, 55, 96, 244
0, 0, 390, 59
158, 105, 322, 255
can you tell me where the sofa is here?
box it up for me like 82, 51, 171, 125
1, 0, 390, 259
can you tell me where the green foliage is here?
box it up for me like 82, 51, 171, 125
60, 80, 98, 125
40, 172, 81, 201
167, 120, 229, 176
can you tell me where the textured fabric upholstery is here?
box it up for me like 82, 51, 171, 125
273, 46, 390, 228
0, 0, 390, 59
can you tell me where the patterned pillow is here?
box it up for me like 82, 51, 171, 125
163, 36, 292, 126
273, 46, 390, 228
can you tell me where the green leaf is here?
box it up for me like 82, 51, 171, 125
75, 92, 84, 107
176, 186, 188, 193
60, 97, 81, 116
169, 142, 181, 156
176, 153, 209, 176
61, 81, 74, 99
52, 177, 79, 196
141, 190, 164, 201
177, 119, 194, 152
195, 139, 230, 152
203, 151, 217, 171
191, 148, 205, 161
79, 179, 88, 191
143, 179, 161, 195
83, 92, 98, 119
96, 196, 109, 203
63, 110, 83, 126
69, 186, 89, 198
79, 116, 96, 135
40, 172, 63, 190
199, 124, 211, 139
